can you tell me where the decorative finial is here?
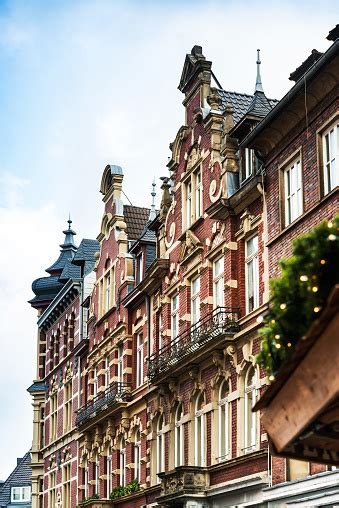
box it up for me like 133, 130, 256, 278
149, 179, 157, 221
67, 213, 72, 230
255, 49, 264, 94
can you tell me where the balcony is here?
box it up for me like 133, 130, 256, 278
76, 382, 132, 427
158, 466, 210, 504
148, 307, 239, 382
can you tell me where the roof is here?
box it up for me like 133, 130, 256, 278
216, 89, 278, 124
124, 205, 150, 240
58, 260, 81, 282
73, 239, 100, 263
28, 275, 64, 307
289, 49, 323, 82
0, 452, 31, 506
327, 24, 339, 41
27, 381, 47, 394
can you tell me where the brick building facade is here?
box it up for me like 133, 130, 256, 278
28, 26, 338, 508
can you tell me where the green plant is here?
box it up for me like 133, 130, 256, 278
109, 480, 140, 499
256, 216, 339, 378
77, 493, 100, 506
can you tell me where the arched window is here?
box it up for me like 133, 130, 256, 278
134, 430, 141, 482
94, 451, 100, 494
156, 415, 165, 481
175, 403, 184, 467
244, 366, 257, 452
119, 439, 126, 487
106, 445, 112, 498
195, 393, 205, 466
218, 380, 230, 461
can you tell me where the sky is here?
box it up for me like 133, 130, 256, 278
0, 0, 337, 479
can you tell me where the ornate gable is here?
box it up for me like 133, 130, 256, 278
179, 230, 203, 264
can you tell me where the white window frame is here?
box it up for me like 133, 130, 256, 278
283, 158, 303, 226
175, 403, 184, 467
48, 471, 56, 507
62, 463, 71, 508
136, 253, 144, 284
244, 366, 257, 453
117, 344, 123, 385
218, 381, 230, 462
191, 276, 200, 325
119, 439, 126, 487
105, 272, 111, 313
105, 356, 110, 388
106, 446, 112, 498
11, 486, 31, 502
322, 123, 338, 195
245, 236, 259, 314
171, 294, 179, 343
93, 367, 98, 397
94, 451, 100, 494
186, 180, 192, 228
244, 148, 255, 180
136, 333, 143, 388
158, 312, 163, 351
50, 392, 58, 442
84, 458, 89, 498
134, 430, 141, 482
213, 257, 224, 309
194, 394, 205, 466
63, 379, 72, 433
195, 170, 202, 219
157, 415, 165, 481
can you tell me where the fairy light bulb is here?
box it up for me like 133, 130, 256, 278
280, 303, 287, 310
300, 275, 308, 282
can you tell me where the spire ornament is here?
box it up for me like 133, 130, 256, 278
255, 49, 264, 94
149, 179, 157, 221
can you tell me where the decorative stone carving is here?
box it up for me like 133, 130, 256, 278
179, 230, 203, 263
186, 145, 201, 171
159, 466, 210, 501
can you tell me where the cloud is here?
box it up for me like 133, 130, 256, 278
0, 0, 338, 478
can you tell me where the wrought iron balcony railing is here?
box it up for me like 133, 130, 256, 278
148, 306, 239, 381
76, 382, 131, 427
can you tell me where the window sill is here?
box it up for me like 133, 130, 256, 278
268, 186, 338, 247
178, 217, 204, 240
96, 305, 117, 326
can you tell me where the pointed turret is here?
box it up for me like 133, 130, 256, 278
149, 179, 157, 222
255, 49, 264, 93
29, 219, 78, 309
246, 49, 272, 118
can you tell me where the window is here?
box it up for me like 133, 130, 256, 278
11, 486, 31, 502
117, 344, 123, 384
93, 367, 98, 397
105, 273, 111, 312
157, 415, 165, 481
136, 334, 144, 388
48, 471, 56, 507
136, 253, 143, 284
134, 430, 141, 482
94, 451, 100, 494
185, 170, 203, 228
50, 392, 58, 442
175, 403, 184, 467
195, 170, 202, 219
245, 236, 259, 313
191, 277, 200, 325
62, 463, 71, 508
84, 457, 89, 499
105, 356, 110, 388
195, 394, 205, 466
243, 148, 255, 180
186, 180, 192, 227
119, 439, 126, 487
106, 446, 112, 498
244, 366, 257, 452
218, 381, 230, 461
171, 294, 179, 342
284, 158, 303, 225
40, 407, 45, 448
213, 257, 224, 308
322, 123, 338, 194
157, 312, 163, 351
64, 379, 72, 432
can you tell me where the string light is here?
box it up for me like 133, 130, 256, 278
313, 306, 321, 313
328, 221, 333, 228
328, 234, 336, 241
287, 342, 292, 347
275, 343, 281, 349
256, 315, 264, 324
312, 286, 318, 292
320, 259, 326, 265
269, 375, 275, 381
280, 303, 286, 310
300, 275, 308, 282
274, 334, 280, 339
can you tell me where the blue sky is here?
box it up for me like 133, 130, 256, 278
0, 0, 337, 479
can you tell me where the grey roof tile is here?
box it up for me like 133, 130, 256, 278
0, 452, 31, 506
216, 89, 278, 124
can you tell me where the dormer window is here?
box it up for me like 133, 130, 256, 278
136, 253, 144, 284
11, 486, 31, 502
242, 148, 256, 181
